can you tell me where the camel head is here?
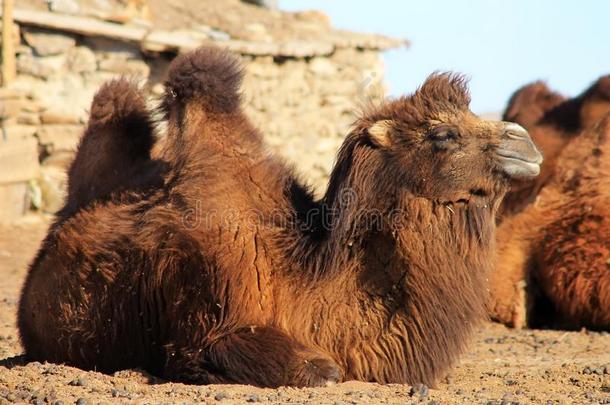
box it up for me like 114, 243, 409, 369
335, 73, 542, 210
500, 75, 610, 216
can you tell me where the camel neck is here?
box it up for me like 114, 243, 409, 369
293, 198, 495, 384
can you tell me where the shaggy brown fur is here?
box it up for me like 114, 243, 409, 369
490, 75, 610, 329
19, 47, 541, 387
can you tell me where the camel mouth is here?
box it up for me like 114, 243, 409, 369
496, 123, 543, 180
497, 154, 541, 179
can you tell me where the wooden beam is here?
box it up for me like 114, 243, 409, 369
1, 0, 16, 86
13, 8, 146, 43
5, 8, 405, 57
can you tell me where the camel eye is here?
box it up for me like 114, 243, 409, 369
428, 126, 458, 143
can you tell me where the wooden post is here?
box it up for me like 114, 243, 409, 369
2, 0, 16, 86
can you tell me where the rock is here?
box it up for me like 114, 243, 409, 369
37, 125, 84, 153
242, 0, 278, 9
0, 137, 40, 184
0, 125, 37, 141
214, 392, 229, 401
245, 394, 260, 402
17, 112, 41, 125
294, 10, 331, 25
75, 398, 88, 405
98, 57, 150, 77
66, 47, 97, 74
83, 37, 140, 59
309, 58, 337, 77
0, 182, 33, 223
48, 0, 80, 14
23, 29, 76, 56
68, 377, 88, 387
0, 88, 25, 100
17, 54, 62, 79
0, 98, 25, 119
208, 29, 231, 42
409, 383, 429, 398
41, 109, 82, 125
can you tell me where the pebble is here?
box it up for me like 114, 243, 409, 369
69, 378, 87, 387
75, 399, 88, 405
214, 392, 229, 401
246, 394, 260, 402
409, 383, 429, 398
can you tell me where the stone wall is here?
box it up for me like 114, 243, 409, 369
0, 26, 386, 220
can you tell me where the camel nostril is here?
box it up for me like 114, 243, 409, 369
502, 122, 529, 140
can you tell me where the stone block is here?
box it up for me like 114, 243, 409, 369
0, 182, 30, 223
22, 28, 76, 56
66, 46, 97, 74
17, 54, 64, 79
38, 165, 67, 214
0, 125, 37, 141
40, 109, 81, 125
98, 57, 151, 77
37, 125, 84, 153
0, 138, 40, 184
17, 112, 41, 126
0, 99, 25, 119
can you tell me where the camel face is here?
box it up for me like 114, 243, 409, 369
362, 75, 542, 207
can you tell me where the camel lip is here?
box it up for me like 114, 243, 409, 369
496, 148, 543, 165
497, 154, 541, 179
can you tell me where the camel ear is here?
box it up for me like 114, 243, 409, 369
368, 120, 394, 147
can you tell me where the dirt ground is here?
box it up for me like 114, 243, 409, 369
1, 217, 610, 404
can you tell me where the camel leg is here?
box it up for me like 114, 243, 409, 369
165, 326, 342, 387
64, 78, 156, 214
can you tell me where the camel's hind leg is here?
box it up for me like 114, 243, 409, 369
64, 79, 156, 214
165, 326, 342, 387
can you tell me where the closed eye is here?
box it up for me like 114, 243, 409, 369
428, 126, 458, 142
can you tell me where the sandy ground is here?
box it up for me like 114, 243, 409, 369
1, 217, 610, 404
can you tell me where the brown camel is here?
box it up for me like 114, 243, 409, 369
490, 75, 610, 329
18, 47, 541, 387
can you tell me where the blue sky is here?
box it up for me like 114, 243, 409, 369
280, 0, 609, 114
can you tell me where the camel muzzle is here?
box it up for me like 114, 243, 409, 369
496, 123, 543, 180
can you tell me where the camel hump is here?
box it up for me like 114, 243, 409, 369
503, 81, 565, 128
162, 46, 243, 116
89, 78, 150, 128
64, 78, 157, 214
